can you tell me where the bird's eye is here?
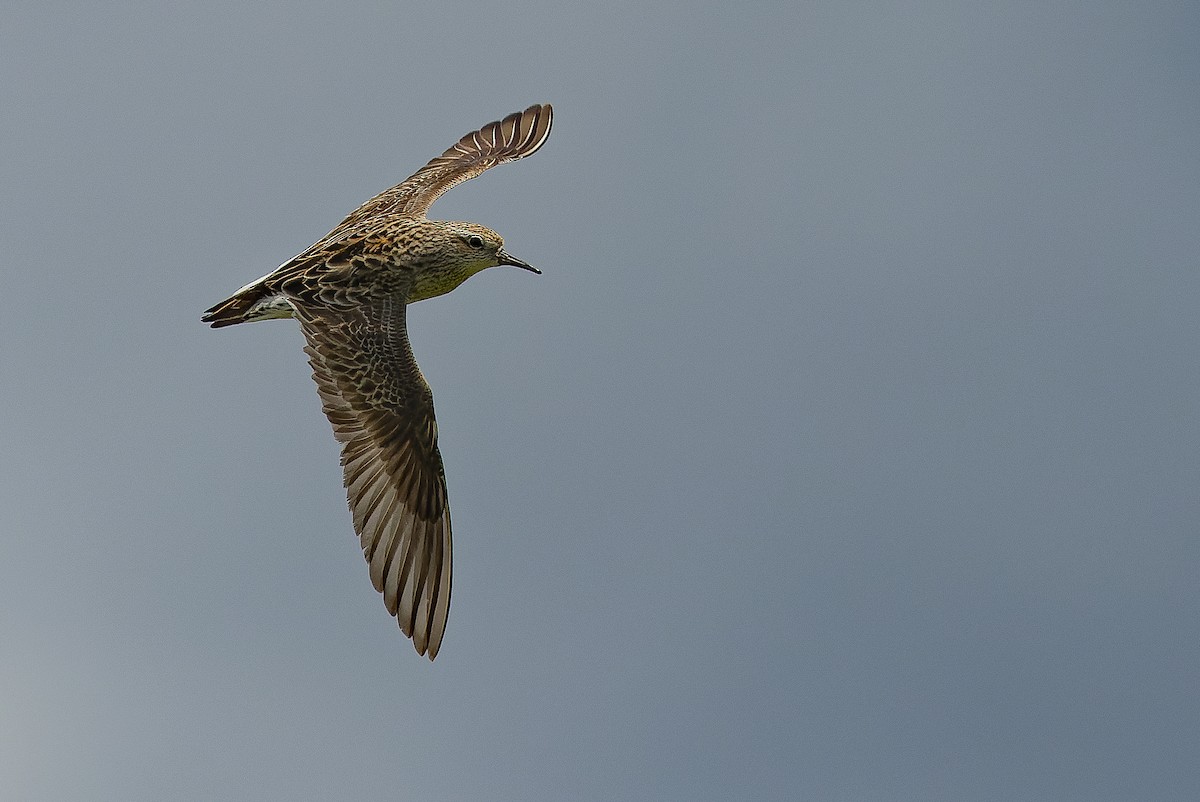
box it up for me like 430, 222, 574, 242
466, 235, 485, 249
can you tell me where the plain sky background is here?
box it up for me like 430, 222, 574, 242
2, 2, 1198, 800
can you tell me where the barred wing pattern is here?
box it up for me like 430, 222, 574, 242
295, 298, 452, 659
328, 103, 552, 232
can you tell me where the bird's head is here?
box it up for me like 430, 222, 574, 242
408, 221, 540, 302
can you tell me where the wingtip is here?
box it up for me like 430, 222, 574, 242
502, 103, 553, 159
526, 103, 553, 153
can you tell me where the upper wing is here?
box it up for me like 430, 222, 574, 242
326, 103, 552, 232
294, 296, 452, 660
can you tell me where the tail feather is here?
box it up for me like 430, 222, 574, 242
202, 278, 293, 328
201, 293, 259, 328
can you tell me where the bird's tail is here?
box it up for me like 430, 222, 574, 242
202, 294, 255, 328
201, 278, 289, 328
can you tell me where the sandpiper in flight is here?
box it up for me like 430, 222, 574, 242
202, 104, 553, 660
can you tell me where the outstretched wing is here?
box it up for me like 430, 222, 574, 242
294, 296, 452, 660
328, 103, 552, 231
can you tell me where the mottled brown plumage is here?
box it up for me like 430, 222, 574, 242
202, 104, 552, 659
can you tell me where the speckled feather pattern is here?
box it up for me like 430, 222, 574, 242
201, 104, 552, 659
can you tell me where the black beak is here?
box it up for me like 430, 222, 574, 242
497, 249, 541, 274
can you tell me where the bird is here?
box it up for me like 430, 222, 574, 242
202, 104, 553, 660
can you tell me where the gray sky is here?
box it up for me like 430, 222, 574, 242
2, 2, 1198, 800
